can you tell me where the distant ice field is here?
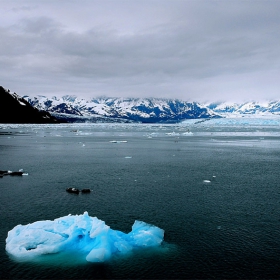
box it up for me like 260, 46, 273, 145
1, 118, 280, 279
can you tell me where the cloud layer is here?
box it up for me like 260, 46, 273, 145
1, 0, 280, 101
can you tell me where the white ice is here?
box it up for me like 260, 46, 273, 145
181, 131, 193, 136
6, 212, 164, 263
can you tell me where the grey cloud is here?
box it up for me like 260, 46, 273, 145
10, 5, 37, 13
18, 17, 63, 35
1, 1, 280, 101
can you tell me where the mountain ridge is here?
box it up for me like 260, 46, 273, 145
24, 95, 280, 122
24, 95, 219, 123
2, 85, 280, 124
206, 101, 280, 116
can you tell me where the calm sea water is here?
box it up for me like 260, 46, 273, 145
1, 119, 280, 279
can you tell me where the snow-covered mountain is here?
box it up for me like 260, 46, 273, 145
24, 95, 219, 123
16, 91, 280, 123
207, 101, 280, 117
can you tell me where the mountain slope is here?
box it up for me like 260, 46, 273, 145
0, 87, 59, 123
207, 101, 280, 117
25, 95, 219, 123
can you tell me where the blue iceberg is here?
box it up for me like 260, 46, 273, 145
6, 212, 164, 263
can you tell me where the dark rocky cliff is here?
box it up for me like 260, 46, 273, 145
0, 86, 59, 123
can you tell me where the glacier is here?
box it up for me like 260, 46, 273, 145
6, 212, 164, 263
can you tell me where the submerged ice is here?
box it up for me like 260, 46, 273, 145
6, 212, 164, 263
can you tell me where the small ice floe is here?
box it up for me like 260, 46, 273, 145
165, 132, 180, 136
125, 156, 132, 158
110, 140, 127, 143
145, 133, 155, 138
203, 180, 211, 183
181, 131, 193, 136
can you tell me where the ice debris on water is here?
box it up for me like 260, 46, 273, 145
6, 212, 164, 263
0, 169, 28, 177
165, 132, 180, 136
110, 140, 127, 143
181, 131, 193, 136
203, 180, 211, 183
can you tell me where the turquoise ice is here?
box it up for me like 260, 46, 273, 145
6, 212, 164, 263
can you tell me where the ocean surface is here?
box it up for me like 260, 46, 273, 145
1, 118, 280, 279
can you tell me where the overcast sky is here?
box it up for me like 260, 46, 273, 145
1, 0, 280, 102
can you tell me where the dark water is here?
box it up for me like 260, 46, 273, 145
1, 120, 280, 279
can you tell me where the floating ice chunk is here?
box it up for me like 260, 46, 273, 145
125, 156, 132, 158
6, 212, 164, 263
110, 140, 127, 143
165, 132, 180, 136
203, 180, 211, 183
145, 132, 158, 138
19, 169, 29, 175
181, 131, 193, 136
